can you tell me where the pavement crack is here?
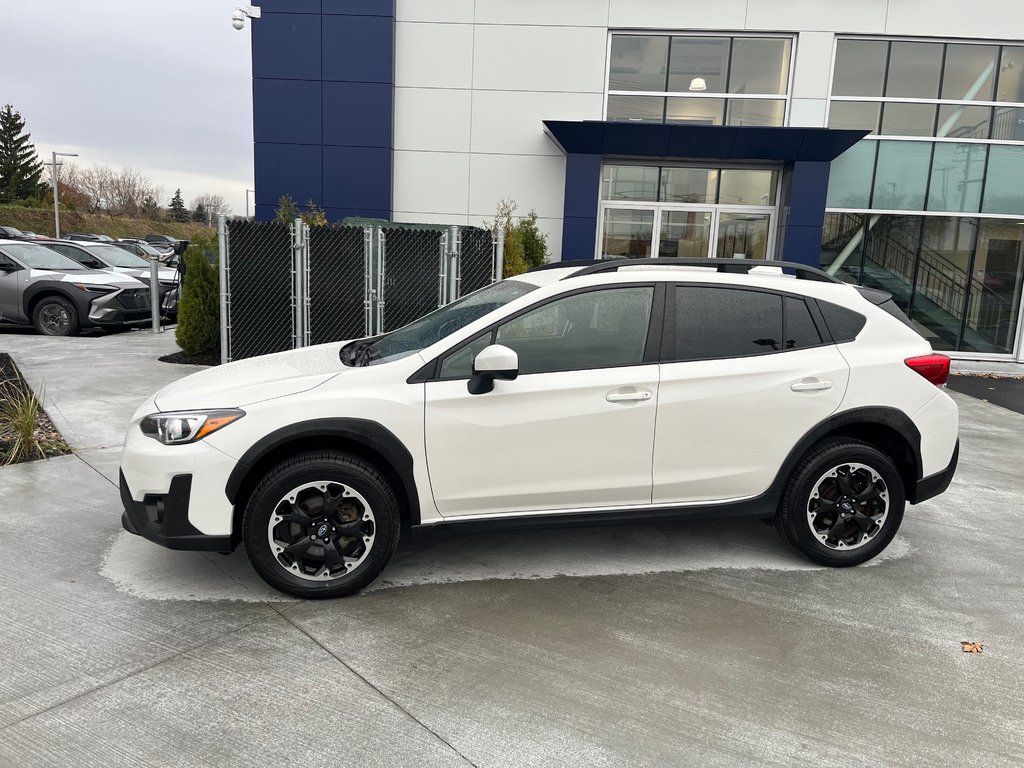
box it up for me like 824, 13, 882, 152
74, 452, 118, 488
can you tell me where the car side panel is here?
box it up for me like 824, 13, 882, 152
910, 391, 960, 478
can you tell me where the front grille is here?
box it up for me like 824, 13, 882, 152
117, 289, 152, 310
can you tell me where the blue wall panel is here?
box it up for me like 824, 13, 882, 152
253, 80, 322, 145
323, 0, 395, 16
323, 82, 393, 148
781, 225, 826, 266
251, 14, 322, 81
787, 161, 831, 227
322, 14, 394, 84
561, 154, 602, 259
562, 217, 600, 261
254, 143, 322, 209
323, 146, 392, 211
259, 0, 321, 13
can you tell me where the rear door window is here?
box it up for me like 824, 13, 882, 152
671, 286, 784, 361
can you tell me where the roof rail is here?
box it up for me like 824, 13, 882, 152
527, 259, 609, 273
562, 258, 842, 284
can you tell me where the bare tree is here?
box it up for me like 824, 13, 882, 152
191, 193, 231, 218
60, 163, 164, 217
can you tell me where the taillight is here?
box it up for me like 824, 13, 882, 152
905, 354, 950, 386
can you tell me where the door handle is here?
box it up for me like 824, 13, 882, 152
606, 390, 652, 403
791, 379, 833, 392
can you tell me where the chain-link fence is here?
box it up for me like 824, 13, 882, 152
219, 218, 498, 362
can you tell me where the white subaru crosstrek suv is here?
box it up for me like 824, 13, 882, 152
120, 259, 959, 599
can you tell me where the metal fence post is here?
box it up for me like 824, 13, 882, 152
291, 217, 308, 349
218, 215, 229, 363
495, 228, 505, 282
376, 227, 386, 333
438, 229, 449, 307
149, 259, 161, 334
449, 225, 460, 301
363, 226, 374, 337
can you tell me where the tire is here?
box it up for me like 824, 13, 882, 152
32, 296, 80, 337
775, 439, 905, 567
242, 450, 401, 599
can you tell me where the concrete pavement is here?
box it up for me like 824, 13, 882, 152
1, 327, 1023, 767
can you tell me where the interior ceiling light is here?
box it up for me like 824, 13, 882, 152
689, 77, 708, 92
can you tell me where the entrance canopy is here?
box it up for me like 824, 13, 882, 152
542, 121, 868, 265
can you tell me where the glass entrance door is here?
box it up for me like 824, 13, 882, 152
658, 210, 714, 258
601, 205, 773, 260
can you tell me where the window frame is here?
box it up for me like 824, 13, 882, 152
422, 283, 667, 382
660, 283, 833, 364
604, 32, 796, 127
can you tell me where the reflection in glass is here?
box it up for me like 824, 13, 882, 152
726, 99, 785, 127
609, 36, 669, 91
821, 213, 868, 283
996, 46, 1024, 103
602, 209, 655, 259
728, 38, 791, 95
941, 45, 997, 101
607, 95, 665, 122
928, 143, 987, 213
659, 211, 712, 258
937, 105, 992, 140
668, 37, 730, 94
826, 141, 877, 209
873, 142, 932, 210
719, 170, 777, 205
863, 216, 925, 311
982, 145, 1024, 214
992, 106, 1024, 141
910, 217, 977, 350
832, 40, 888, 97
660, 168, 717, 204
965, 220, 1024, 353
665, 97, 725, 125
602, 165, 660, 202
828, 102, 881, 133
886, 42, 942, 99
879, 103, 936, 136
717, 213, 770, 260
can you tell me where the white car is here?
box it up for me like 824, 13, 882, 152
119, 259, 959, 599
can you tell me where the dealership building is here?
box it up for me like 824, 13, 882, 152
249, 0, 1024, 361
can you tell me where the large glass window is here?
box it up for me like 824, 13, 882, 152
928, 143, 987, 213
607, 34, 792, 127
826, 142, 877, 209
601, 165, 776, 205
982, 145, 1024, 215
872, 142, 932, 211
967, 220, 1024, 353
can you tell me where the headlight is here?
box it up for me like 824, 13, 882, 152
140, 410, 245, 445
73, 284, 117, 294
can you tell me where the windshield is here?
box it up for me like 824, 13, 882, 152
349, 280, 538, 366
136, 242, 163, 257
87, 244, 150, 268
2, 226, 25, 237
1, 243, 86, 271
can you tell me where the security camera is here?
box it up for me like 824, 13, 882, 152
231, 10, 245, 30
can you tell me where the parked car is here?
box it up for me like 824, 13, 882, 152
0, 226, 32, 240
145, 234, 189, 256
35, 239, 181, 319
114, 240, 168, 261
0, 239, 150, 335
120, 258, 959, 599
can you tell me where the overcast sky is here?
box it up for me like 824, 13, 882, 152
2, 0, 254, 215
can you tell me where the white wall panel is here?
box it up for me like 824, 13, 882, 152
886, 0, 1024, 38
608, 0, 747, 30
471, 91, 603, 156
393, 210, 471, 226
792, 32, 835, 100
395, 22, 474, 89
472, 25, 608, 93
475, 0, 609, 27
468, 154, 566, 221
394, 88, 472, 153
746, 0, 887, 33
393, 151, 471, 216
395, 0, 474, 24
788, 98, 827, 127
467, 214, 565, 262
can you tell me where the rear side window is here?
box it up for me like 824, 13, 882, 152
784, 297, 823, 350
818, 300, 867, 342
673, 286, 783, 360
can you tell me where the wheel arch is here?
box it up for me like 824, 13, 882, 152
769, 407, 922, 503
225, 419, 420, 544
24, 283, 87, 321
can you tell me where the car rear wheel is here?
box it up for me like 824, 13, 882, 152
242, 451, 401, 599
32, 296, 80, 337
775, 439, 905, 567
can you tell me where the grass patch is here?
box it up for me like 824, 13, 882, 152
0, 354, 72, 465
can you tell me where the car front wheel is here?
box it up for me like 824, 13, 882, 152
33, 296, 80, 336
242, 451, 401, 599
775, 439, 905, 567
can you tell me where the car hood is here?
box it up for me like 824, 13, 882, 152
109, 266, 179, 282
27, 268, 146, 288
154, 342, 349, 411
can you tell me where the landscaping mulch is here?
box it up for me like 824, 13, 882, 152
159, 350, 221, 367
0, 353, 72, 464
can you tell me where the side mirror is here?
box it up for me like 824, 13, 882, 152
468, 344, 519, 395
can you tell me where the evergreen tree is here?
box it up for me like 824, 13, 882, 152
175, 236, 220, 357
192, 202, 208, 223
141, 195, 160, 218
0, 105, 45, 204
169, 188, 189, 222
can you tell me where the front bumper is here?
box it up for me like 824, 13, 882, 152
120, 470, 233, 551
87, 289, 152, 326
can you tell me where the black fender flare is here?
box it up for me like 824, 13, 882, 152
765, 405, 923, 498
23, 282, 91, 322
224, 418, 421, 525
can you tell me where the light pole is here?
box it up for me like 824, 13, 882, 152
245, 189, 255, 219
51, 151, 79, 239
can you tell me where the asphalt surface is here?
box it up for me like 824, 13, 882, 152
948, 374, 1024, 415
1, 328, 1023, 767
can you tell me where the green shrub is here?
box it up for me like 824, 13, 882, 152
175, 236, 220, 356
489, 199, 549, 277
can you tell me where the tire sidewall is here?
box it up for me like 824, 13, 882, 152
243, 454, 400, 599
784, 442, 905, 567
33, 296, 79, 336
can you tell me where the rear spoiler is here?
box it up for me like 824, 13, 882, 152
855, 286, 917, 329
